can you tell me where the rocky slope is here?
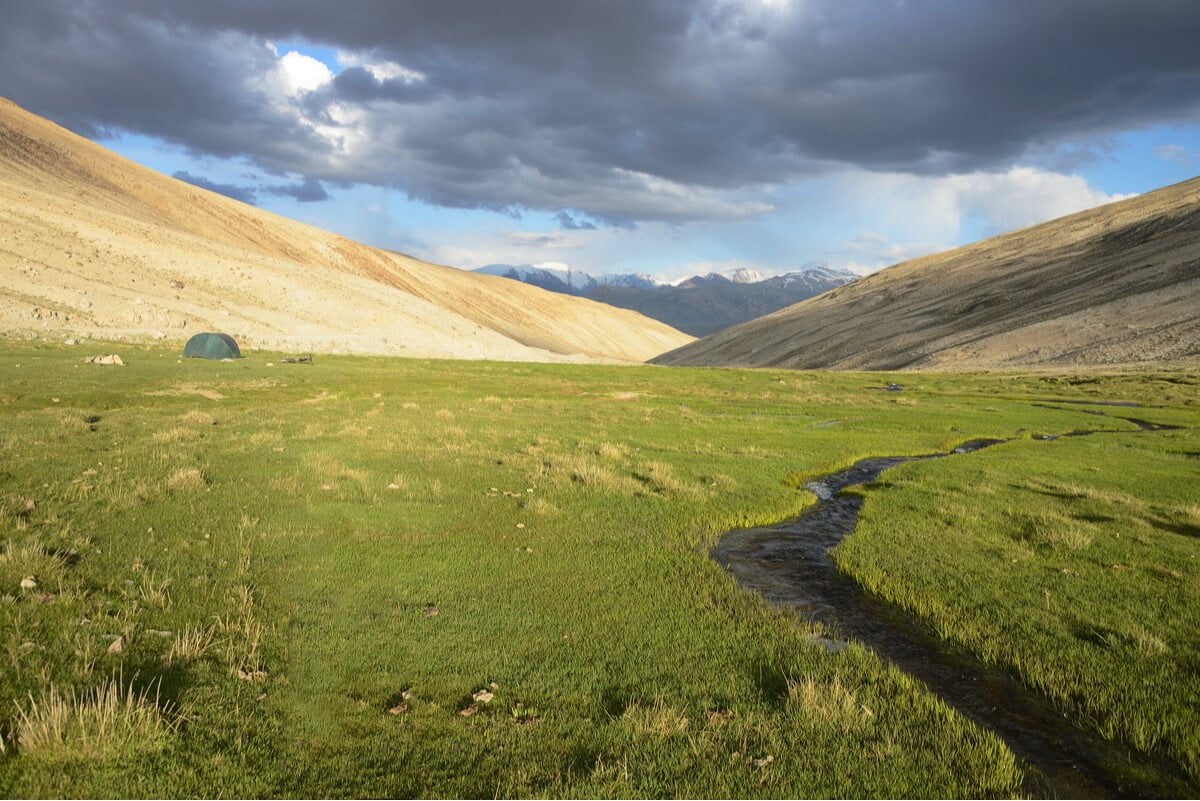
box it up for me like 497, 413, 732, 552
653, 177, 1200, 371
0, 97, 692, 363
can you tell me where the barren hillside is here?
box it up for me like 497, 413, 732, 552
0, 97, 692, 362
654, 177, 1200, 371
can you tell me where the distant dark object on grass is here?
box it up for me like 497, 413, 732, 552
182, 332, 241, 360
281, 354, 313, 364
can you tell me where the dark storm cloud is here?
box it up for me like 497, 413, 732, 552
173, 170, 328, 205
556, 211, 599, 231
173, 171, 258, 204
263, 177, 330, 203
3, 0, 1199, 224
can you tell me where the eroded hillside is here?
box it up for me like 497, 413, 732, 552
0, 97, 692, 362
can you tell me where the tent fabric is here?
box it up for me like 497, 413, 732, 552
183, 332, 241, 359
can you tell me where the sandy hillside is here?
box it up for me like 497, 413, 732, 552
655, 177, 1200, 371
0, 97, 693, 362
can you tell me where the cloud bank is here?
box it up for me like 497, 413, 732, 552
1, 0, 1196, 232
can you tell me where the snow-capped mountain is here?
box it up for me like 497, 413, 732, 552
476, 264, 659, 295
476, 263, 858, 336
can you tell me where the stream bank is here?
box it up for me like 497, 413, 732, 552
713, 416, 1192, 797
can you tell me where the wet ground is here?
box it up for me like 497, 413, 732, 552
712, 426, 1193, 798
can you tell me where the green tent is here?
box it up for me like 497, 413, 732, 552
183, 332, 242, 360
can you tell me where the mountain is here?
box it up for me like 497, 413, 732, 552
476, 263, 858, 336
475, 263, 659, 295
653, 178, 1200, 371
0, 97, 692, 363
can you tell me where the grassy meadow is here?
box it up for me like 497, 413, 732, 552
0, 340, 1196, 797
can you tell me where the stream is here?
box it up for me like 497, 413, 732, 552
711, 415, 1192, 798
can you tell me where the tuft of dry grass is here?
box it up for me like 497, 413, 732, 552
153, 426, 201, 444
1021, 509, 1094, 551
166, 624, 216, 666
786, 674, 874, 732
180, 410, 216, 426
14, 676, 178, 761
521, 497, 559, 516
166, 467, 208, 491
1102, 624, 1170, 656
621, 699, 690, 738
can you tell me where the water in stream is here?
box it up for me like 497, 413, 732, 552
712, 434, 1192, 798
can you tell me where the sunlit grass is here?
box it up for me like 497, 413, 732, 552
12, 676, 178, 761
0, 341, 1195, 796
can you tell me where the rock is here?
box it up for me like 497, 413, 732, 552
19, 576, 37, 591
804, 481, 833, 500
107, 635, 124, 654
472, 689, 494, 704
84, 354, 124, 366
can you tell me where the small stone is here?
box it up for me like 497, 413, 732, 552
19, 576, 37, 591
387, 702, 408, 715
753, 755, 774, 768
459, 704, 478, 717
107, 635, 124, 654
472, 689, 494, 704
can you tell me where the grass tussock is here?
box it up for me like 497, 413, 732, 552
304, 453, 369, 490
521, 496, 559, 516
166, 467, 208, 491
13, 677, 178, 761
1102, 624, 1170, 656
166, 623, 216, 666
180, 410, 216, 426
1018, 509, 1094, 551
621, 699, 690, 738
153, 426, 200, 444
786, 675, 874, 732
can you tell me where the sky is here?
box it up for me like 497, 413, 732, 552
2, 0, 1200, 281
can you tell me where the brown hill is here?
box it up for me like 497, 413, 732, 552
0, 97, 692, 362
654, 178, 1200, 371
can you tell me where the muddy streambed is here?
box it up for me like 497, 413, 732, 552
712, 424, 1191, 798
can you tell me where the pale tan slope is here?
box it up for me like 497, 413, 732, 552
0, 97, 692, 362
654, 177, 1200, 371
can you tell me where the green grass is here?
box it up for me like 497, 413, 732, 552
0, 339, 1195, 796
834, 418, 1200, 781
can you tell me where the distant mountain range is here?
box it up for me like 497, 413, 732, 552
474, 263, 858, 336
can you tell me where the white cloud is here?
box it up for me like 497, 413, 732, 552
846, 230, 951, 267
835, 166, 1133, 247
949, 167, 1136, 233
273, 49, 334, 96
